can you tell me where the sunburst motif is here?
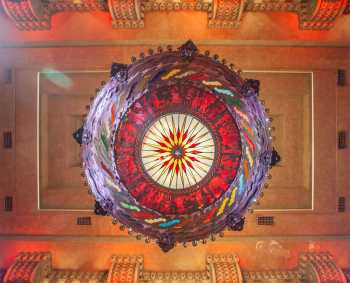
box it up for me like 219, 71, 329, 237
141, 113, 215, 189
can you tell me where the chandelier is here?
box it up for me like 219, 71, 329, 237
79, 41, 272, 252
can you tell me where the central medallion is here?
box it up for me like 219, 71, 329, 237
141, 113, 215, 190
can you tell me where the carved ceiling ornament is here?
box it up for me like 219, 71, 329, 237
2, 252, 52, 283
0, 252, 350, 283
299, 0, 348, 30
0, 0, 50, 30
107, 255, 143, 283
47, 0, 108, 14
1, 0, 349, 30
299, 252, 347, 283
2, 252, 348, 283
207, 254, 243, 283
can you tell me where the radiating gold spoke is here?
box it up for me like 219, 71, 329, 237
142, 142, 165, 150
148, 128, 173, 148
182, 158, 193, 186
187, 166, 200, 183
146, 162, 164, 175
141, 113, 215, 189
187, 154, 214, 162
142, 153, 171, 159
184, 137, 213, 150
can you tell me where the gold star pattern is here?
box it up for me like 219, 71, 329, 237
141, 113, 215, 189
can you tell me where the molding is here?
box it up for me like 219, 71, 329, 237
48, 270, 107, 283
1, 40, 350, 49
140, 271, 209, 281
2, 234, 350, 242
243, 270, 301, 282
1, 0, 350, 30
1, 252, 349, 283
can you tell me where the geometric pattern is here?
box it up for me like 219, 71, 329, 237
141, 113, 215, 190
1, 252, 348, 283
115, 83, 242, 215
1, 0, 349, 30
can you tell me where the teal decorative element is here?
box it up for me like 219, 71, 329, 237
214, 87, 236, 97
159, 219, 180, 228
101, 133, 109, 153
239, 174, 244, 194
121, 202, 141, 212
223, 96, 241, 107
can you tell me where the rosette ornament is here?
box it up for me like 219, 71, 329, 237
81, 40, 272, 252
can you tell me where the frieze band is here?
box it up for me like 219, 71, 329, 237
1, 251, 348, 283
1, 0, 349, 30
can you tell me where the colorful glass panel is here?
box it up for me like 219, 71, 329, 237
81, 41, 272, 251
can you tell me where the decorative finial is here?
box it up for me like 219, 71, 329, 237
178, 40, 198, 60
110, 62, 128, 82
270, 147, 281, 166
226, 214, 245, 231
157, 233, 175, 252
72, 126, 84, 145
241, 79, 260, 97
94, 199, 113, 216
94, 201, 108, 216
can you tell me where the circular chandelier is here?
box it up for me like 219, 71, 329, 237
80, 41, 272, 252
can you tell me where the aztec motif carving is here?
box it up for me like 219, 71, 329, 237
208, 0, 245, 28
1, 0, 349, 30
47, 0, 108, 13
107, 255, 143, 283
108, 0, 143, 28
299, 252, 347, 283
140, 271, 210, 283
47, 270, 108, 283
243, 270, 301, 282
245, 0, 301, 12
0, 0, 50, 30
2, 252, 52, 283
142, 0, 211, 12
299, 0, 348, 30
1, 252, 349, 283
207, 254, 243, 283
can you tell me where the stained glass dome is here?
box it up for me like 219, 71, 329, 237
81, 41, 272, 252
